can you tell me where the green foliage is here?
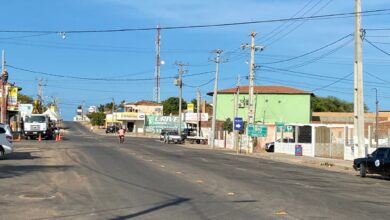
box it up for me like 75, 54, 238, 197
87, 112, 106, 126
312, 96, 370, 112
222, 118, 233, 133
191, 98, 198, 112
162, 97, 187, 115
97, 102, 119, 113
18, 93, 34, 104
312, 96, 354, 112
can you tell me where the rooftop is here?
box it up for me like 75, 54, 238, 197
207, 85, 313, 96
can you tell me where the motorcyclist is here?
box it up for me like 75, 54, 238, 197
118, 127, 125, 143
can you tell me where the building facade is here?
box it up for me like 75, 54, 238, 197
208, 85, 313, 124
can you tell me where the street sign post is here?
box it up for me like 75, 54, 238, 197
234, 117, 243, 131
248, 124, 267, 137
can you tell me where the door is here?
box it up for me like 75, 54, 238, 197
127, 122, 134, 132
368, 148, 387, 174
382, 149, 390, 175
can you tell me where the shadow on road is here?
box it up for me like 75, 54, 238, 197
110, 197, 191, 220
0, 165, 73, 179
3, 152, 42, 160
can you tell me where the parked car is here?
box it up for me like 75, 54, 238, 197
164, 131, 184, 144
0, 123, 14, 158
160, 129, 177, 141
106, 125, 119, 134
265, 138, 295, 152
353, 147, 390, 177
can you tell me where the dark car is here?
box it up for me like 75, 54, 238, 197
265, 138, 294, 152
106, 125, 119, 134
353, 147, 390, 177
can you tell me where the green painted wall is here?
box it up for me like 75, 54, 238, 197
216, 93, 311, 123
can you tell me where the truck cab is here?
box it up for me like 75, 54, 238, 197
23, 114, 55, 140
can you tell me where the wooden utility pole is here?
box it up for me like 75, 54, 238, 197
353, 0, 365, 157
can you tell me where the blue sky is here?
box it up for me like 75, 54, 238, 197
0, 0, 389, 120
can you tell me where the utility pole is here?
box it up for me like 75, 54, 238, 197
175, 62, 187, 136
112, 98, 115, 126
241, 32, 264, 153
234, 74, 240, 153
372, 88, 379, 148
154, 25, 161, 103
210, 49, 223, 149
353, 0, 366, 157
1, 49, 6, 124
196, 89, 201, 137
37, 78, 47, 113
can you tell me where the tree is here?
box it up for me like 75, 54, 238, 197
162, 97, 187, 115
97, 102, 119, 113
312, 96, 366, 112
191, 98, 198, 112
222, 118, 233, 133
87, 112, 106, 126
18, 93, 34, 104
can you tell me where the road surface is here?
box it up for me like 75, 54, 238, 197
1, 122, 390, 219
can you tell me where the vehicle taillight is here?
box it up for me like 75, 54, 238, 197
6, 135, 13, 142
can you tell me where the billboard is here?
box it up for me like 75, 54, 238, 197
144, 115, 185, 133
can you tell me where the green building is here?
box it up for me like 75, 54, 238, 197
207, 85, 313, 124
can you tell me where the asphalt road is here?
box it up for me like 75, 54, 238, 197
1, 121, 390, 220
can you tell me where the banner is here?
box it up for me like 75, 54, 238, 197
144, 115, 185, 133
7, 86, 18, 110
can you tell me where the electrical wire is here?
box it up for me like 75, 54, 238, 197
365, 38, 390, 57
0, 9, 389, 33
262, 33, 352, 65
6, 64, 214, 81
311, 72, 353, 92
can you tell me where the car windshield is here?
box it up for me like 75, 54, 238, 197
25, 116, 46, 123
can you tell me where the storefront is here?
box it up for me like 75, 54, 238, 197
106, 112, 145, 133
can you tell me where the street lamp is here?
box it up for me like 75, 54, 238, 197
372, 88, 379, 147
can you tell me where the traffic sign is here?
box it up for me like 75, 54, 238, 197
248, 124, 268, 137
234, 117, 243, 131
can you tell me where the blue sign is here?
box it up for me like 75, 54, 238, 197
234, 117, 243, 131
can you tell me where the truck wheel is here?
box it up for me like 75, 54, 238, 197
0, 148, 4, 158
360, 163, 367, 177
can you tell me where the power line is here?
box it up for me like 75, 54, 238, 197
183, 78, 215, 88
0, 8, 389, 34
311, 72, 353, 92
262, 33, 352, 65
284, 37, 353, 69
365, 38, 390, 57
6, 64, 214, 81
265, 0, 334, 46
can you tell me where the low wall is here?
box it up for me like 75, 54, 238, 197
275, 143, 314, 157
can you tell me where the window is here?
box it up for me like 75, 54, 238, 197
25, 116, 46, 123
375, 148, 387, 159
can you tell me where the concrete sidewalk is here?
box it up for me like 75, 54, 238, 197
181, 143, 356, 175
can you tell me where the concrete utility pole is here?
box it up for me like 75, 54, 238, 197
112, 98, 115, 126
1, 49, 5, 124
175, 62, 187, 136
37, 78, 47, 113
234, 74, 240, 152
210, 49, 223, 149
353, 0, 366, 157
241, 32, 264, 153
196, 89, 201, 137
154, 25, 161, 103
372, 88, 379, 147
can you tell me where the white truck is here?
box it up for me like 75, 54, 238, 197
23, 114, 55, 140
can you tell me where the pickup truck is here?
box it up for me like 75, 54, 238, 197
163, 131, 184, 144
353, 147, 390, 177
